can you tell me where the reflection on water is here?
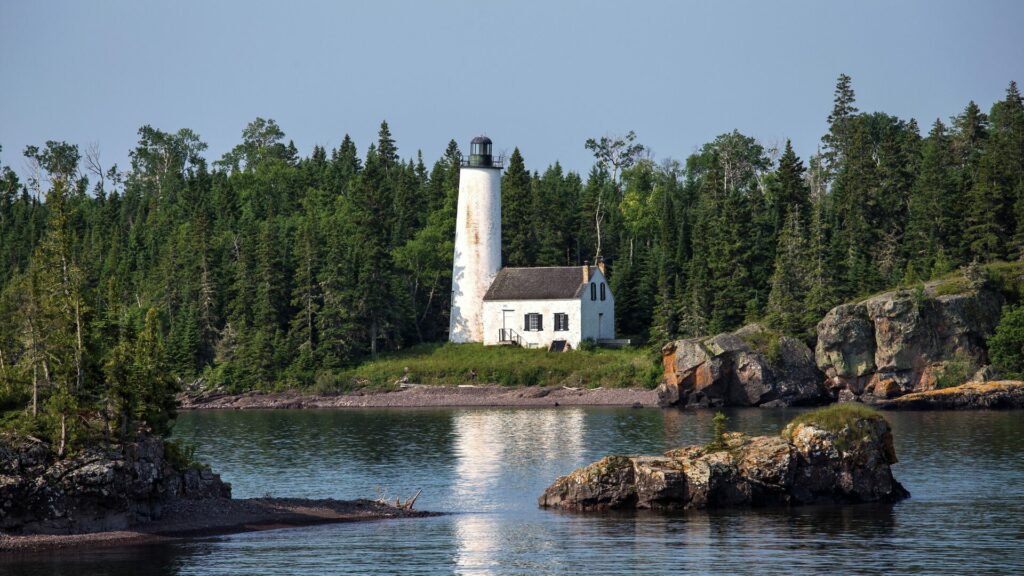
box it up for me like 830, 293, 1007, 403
452, 410, 584, 573
3, 408, 1023, 575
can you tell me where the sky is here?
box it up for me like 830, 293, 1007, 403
1, 0, 1022, 180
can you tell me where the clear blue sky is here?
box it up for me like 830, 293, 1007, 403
2, 0, 1022, 179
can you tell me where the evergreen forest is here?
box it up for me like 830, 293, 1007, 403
1, 76, 1022, 452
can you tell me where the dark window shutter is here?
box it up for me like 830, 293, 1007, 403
538, 314, 543, 331
524, 314, 530, 331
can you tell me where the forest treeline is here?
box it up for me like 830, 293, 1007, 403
0, 76, 1022, 451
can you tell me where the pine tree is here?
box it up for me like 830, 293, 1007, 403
822, 73, 859, 180
134, 308, 177, 436
965, 155, 1006, 261
377, 120, 398, 172
773, 140, 810, 230
803, 197, 837, 328
501, 148, 534, 266
766, 210, 810, 335
989, 81, 1024, 257
905, 119, 955, 273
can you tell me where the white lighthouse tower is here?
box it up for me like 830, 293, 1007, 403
449, 136, 503, 343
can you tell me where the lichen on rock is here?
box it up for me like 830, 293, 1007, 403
657, 324, 826, 408
539, 406, 908, 512
815, 285, 1003, 403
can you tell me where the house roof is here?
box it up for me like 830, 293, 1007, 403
483, 266, 599, 301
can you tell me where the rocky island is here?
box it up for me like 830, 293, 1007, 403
539, 405, 908, 511
0, 433, 430, 551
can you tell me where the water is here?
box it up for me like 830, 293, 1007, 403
4, 407, 1024, 575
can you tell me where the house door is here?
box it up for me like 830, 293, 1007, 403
502, 309, 515, 339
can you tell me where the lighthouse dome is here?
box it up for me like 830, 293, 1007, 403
468, 136, 494, 167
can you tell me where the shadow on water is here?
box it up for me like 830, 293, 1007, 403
0, 543, 196, 576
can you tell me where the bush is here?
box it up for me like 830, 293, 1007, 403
989, 304, 1024, 379
934, 352, 979, 389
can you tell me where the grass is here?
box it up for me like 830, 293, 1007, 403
315, 342, 662, 392
783, 403, 883, 437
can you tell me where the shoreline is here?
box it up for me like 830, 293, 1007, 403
178, 384, 660, 410
1, 497, 435, 553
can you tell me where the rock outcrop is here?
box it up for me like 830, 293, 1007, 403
815, 287, 1003, 403
0, 434, 230, 535
876, 380, 1024, 410
539, 409, 908, 511
657, 324, 826, 408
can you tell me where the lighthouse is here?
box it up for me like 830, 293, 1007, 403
449, 136, 503, 343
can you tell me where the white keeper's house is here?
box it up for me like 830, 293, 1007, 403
449, 136, 616, 350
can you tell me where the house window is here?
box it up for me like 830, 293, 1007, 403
554, 313, 569, 331
590, 283, 596, 301
524, 312, 543, 331
600, 283, 606, 301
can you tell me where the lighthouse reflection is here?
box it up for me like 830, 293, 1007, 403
452, 408, 585, 574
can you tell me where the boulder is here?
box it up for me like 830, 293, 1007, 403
657, 324, 827, 408
815, 287, 1003, 403
539, 410, 908, 511
0, 434, 230, 535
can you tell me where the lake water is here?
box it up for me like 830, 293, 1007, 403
4, 407, 1024, 575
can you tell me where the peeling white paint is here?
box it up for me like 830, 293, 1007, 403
449, 166, 502, 343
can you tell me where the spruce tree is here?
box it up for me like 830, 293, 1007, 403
905, 119, 955, 274
501, 148, 534, 266
822, 73, 859, 179
773, 139, 810, 230
766, 210, 810, 335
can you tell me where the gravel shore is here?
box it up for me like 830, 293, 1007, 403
1, 498, 434, 553
179, 384, 660, 410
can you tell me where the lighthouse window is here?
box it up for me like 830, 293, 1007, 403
590, 283, 596, 301
524, 313, 543, 332
554, 313, 569, 331
600, 283, 606, 301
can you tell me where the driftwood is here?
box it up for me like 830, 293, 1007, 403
399, 489, 421, 510
377, 488, 421, 510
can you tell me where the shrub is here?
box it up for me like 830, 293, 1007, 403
739, 328, 783, 364
934, 352, 979, 389
707, 411, 728, 451
989, 304, 1024, 379
963, 260, 988, 291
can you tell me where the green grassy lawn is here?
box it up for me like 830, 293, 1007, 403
321, 343, 662, 392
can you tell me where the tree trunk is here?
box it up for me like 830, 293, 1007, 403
58, 414, 67, 457
74, 297, 84, 392
31, 363, 38, 417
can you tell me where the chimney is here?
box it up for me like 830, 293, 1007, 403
583, 261, 590, 283
597, 256, 606, 275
